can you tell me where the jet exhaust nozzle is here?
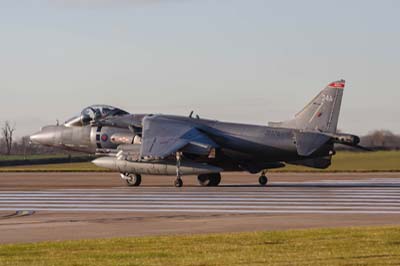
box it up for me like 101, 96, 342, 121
331, 133, 360, 146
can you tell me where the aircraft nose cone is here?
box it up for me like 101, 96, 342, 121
30, 130, 55, 145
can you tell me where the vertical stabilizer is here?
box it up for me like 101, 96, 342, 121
278, 80, 345, 133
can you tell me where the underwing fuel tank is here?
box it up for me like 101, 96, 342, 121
92, 157, 223, 176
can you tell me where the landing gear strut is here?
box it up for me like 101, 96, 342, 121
174, 152, 183, 187
120, 173, 142, 186
198, 173, 221, 186
259, 170, 268, 186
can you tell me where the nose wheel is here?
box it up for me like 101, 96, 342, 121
174, 178, 183, 187
174, 152, 183, 187
259, 171, 268, 186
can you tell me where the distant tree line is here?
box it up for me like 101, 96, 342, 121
359, 130, 400, 150
0, 135, 74, 156
0, 121, 79, 156
0, 121, 399, 155
1, 121, 15, 155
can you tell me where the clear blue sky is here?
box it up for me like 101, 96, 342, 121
1, 0, 399, 137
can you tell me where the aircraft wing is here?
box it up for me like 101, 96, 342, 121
140, 115, 218, 160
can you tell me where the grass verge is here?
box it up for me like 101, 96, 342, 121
275, 150, 400, 172
0, 151, 399, 172
1, 226, 400, 266
0, 154, 70, 161
0, 162, 107, 172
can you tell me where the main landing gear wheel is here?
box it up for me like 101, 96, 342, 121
121, 173, 142, 187
174, 178, 183, 187
198, 173, 221, 187
259, 175, 268, 186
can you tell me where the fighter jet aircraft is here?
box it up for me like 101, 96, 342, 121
31, 80, 364, 187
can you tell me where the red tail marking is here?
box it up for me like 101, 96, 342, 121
328, 81, 345, 89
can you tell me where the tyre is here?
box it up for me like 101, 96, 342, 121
259, 175, 268, 186
198, 173, 221, 187
198, 174, 211, 186
125, 174, 142, 186
209, 173, 221, 186
174, 178, 183, 187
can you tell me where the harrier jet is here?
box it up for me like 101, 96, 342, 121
31, 80, 363, 187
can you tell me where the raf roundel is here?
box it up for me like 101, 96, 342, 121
101, 134, 108, 142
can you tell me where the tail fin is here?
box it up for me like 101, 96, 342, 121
272, 80, 345, 133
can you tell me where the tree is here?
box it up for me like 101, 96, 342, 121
360, 130, 400, 150
2, 121, 15, 155
19, 136, 31, 159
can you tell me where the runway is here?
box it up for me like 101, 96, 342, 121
2, 184, 400, 214
1, 172, 400, 243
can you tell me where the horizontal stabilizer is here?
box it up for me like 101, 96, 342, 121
295, 131, 331, 156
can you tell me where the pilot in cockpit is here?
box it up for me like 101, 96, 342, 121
65, 105, 129, 127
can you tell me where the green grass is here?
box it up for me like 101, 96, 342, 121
0, 162, 106, 172
0, 151, 399, 172
276, 150, 400, 172
0, 154, 74, 161
1, 226, 400, 266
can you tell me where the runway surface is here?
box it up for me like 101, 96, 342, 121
2, 182, 400, 214
1, 172, 400, 243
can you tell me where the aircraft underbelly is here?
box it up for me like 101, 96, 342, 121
212, 131, 297, 160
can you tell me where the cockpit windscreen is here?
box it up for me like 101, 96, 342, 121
65, 105, 129, 127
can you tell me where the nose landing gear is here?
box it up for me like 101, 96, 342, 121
174, 178, 183, 187
174, 152, 183, 187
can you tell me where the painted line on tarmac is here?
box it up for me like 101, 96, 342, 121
2, 197, 400, 203
2, 203, 400, 210
3, 200, 400, 206
0, 207, 400, 214
0, 210, 35, 219
2, 184, 399, 215
2, 190, 400, 195
0, 193, 400, 201
4, 186, 400, 193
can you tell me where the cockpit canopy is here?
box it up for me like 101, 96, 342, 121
65, 105, 129, 127
81, 105, 129, 123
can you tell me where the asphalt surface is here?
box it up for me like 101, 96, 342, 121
1, 172, 400, 243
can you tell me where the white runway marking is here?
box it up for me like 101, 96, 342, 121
1, 178, 400, 215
